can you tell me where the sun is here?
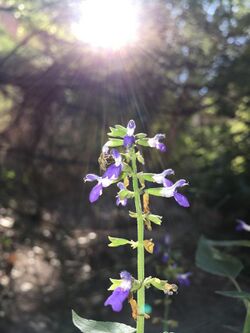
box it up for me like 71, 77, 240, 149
72, 0, 139, 50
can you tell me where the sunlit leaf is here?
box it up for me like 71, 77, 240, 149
72, 310, 136, 333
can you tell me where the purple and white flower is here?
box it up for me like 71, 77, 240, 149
103, 149, 123, 180
84, 149, 123, 203
177, 272, 192, 287
152, 169, 175, 184
104, 271, 132, 312
123, 120, 136, 148
148, 134, 166, 152
236, 219, 250, 232
162, 178, 190, 208
84, 174, 113, 203
116, 182, 128, 206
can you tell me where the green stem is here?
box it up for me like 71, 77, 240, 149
131, 148, 145, 333
243, 303, 250, 333
163, 298, 170, 332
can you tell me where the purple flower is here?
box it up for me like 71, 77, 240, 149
162, 178, 190, 208
116, 182, 128, 206
84, 150, 123, 203
236, 219, 250, 232
84, 174, 113, 203
148, 134, 166, 152
124, 120, 136, 148
104, 271, 132, 312
162, 252, 169, 263
103, 149, 123, 180
152, 169, 175, 184
177, 272, 192, 287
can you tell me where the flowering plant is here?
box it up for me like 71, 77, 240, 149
72, 120, 190, 333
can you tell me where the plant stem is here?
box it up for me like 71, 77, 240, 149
243, 302, 250, 333
131, 149, 145, 333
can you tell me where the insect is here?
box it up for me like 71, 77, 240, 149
98, 152, 114, 171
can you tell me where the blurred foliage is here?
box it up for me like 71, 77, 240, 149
0, 0, 250, 332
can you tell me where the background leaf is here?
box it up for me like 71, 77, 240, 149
216, 291, 250, 301
195, 237, 243, 278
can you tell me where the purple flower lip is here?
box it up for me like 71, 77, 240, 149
235, 219, 250, 232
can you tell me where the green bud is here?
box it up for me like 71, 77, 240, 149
106, 139, 124, 147
147, 214, 163, 225
108, 236, 131, 247
136, 151, 145, 165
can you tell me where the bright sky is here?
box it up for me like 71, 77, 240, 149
72, 0, 139, 50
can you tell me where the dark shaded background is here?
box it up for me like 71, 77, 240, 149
0, 0, 249, 332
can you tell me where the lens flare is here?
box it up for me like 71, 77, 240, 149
72, 0, 139, 50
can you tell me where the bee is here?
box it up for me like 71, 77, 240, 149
98, 152, 114, 171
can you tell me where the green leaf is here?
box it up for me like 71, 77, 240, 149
146, 187, 164, 197
108, 236, 131, 247
195, 237, 243, 279
135, 133, 147, 139
118, 189, 134, 199
141, 173, 155, 182
136, 151, 145, 164
129, 211, 138, 218
108, 278, 121, 290
206, 240, 250, 248
147, 214, 163, 225
136, 138, 149, 147
108, 126, 127, 138
106, 139, 124, 147
216, 291, 250, 300
72, 311, 136, 333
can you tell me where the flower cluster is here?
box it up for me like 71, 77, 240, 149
83, 119, 190, 317
84, 119, 189, 208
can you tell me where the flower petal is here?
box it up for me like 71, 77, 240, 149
163, 178, 174, 187
174, 192, 190, 207
84, 174, 100, 182
89, 183, 103, 203
127, 119, 136, 136
111, 149, 122, 166
104, 287, 130, 312
235, 219, 250, 232
103, 164, 122, 180
123, 135, 135, 148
